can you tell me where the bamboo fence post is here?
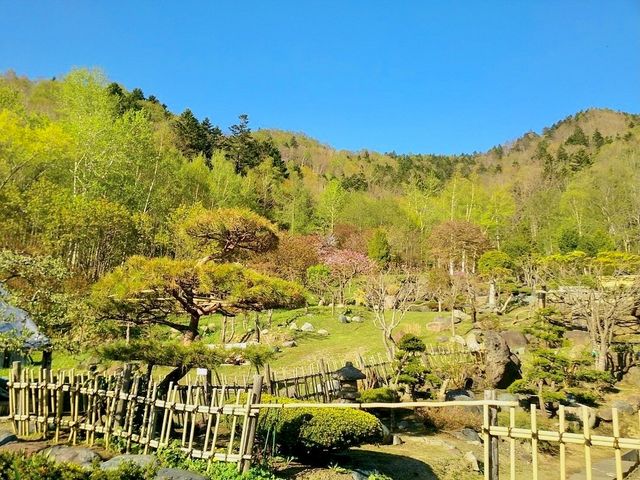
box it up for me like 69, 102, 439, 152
182, 384, 192, 447
612, 408, 622, 480
509, 406, 516, 480
531, 404, 538, 480
582, 406, 592, 480
143, 381, 158, 454
482, 390, 498, 480
241, 375, 263, 473
10, 362, 21, 435
559, 405, 566, 480
54, 371, 64, 443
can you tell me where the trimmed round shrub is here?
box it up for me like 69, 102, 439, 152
359, 387, 399, 403
258, 395, 382, 458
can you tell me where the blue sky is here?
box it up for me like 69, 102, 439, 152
1, 1, 639, 154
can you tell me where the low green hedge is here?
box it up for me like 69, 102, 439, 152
0, 448, 279, 480
258, 395, 383, 457
0, 451, 155, 480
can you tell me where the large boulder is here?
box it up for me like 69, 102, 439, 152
101, 454, 158, 470
156, 468, 207, 480
624, 366, 640, 386
482, 331, 521, 389
500, 330, 528, 354
44, 446, 100, 469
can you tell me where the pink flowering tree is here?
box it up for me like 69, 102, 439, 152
321, 248, 376, 304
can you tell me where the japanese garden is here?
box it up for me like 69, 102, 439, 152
0, 5, 639, 479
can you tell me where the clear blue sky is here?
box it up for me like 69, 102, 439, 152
1, 1, 639, 154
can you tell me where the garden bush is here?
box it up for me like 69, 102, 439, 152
417, 405, 482, 431
258, 395, 383, 458
0, 447, 279, 480
0, 451, 155, 480
359, 387, 399, 403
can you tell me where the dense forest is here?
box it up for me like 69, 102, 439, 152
1, 68, 640, 356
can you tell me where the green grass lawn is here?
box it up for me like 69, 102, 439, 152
2, 306, 478, 380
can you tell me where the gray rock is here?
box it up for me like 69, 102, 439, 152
351, 469, 376, 480
500, 330, 528, 353
300, 322, 315, 332
288, 322, 299, 331
101, 454, 158, 470
156, 468, 207, 480
483, 331, 521, 389
397, 420, 409, 431
392, 435, 404, 445
464, 451, 480, 471
465, 332, 482, 352
445, 389, 474, 401
0, 431, 17, 447
45, 446, 100, 468
282, 340, 297, 348
380, 422, 392, 444
351, 315, 363, 323
459, 427, 482, 443
317, 329, 329, 336
612, 400, 636, 415
564, 406, 597, 429
597, 408, 613, 422
338, 314, 349, 323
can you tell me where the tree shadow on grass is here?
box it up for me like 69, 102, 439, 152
337, 449, 439, 480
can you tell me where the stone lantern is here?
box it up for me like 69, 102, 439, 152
333, 361, 366, 402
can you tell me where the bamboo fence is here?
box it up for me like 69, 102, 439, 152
7, 362, 263, 472
8, 361, 640, 479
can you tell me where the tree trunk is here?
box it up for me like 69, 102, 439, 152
182, 313, 200, 344
488, 280, 496, 309
596, 343, 608, 371
157, 364, 190, 396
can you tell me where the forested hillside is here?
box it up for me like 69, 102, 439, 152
1, 68, 639, 351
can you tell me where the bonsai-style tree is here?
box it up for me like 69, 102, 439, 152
93, 257, 306, 343
393, 334, 440, 400
93, 208, 306, 389
509, 308, 614, 414
171, 205, 279, 263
